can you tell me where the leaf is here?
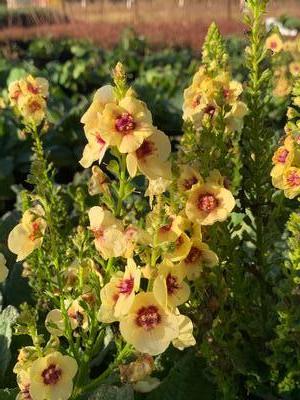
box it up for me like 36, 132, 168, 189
0, 388, 19, 400
144, 350, 216, 400
0, 306, 19, 377
84, 384, 134, 400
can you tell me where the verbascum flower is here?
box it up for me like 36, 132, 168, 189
67, 299, 89, 331
0, 253, 9, 282
18, 95, 47, 125
120, 354, 154, 383
19, 75, 49, 99
273, 76, 291, 97
282, 167, 300, 198
8, 80, 22, 106
100, 96, 155, 153
153, 261, 190, 309
217, 74, 243, 105
271, 136, 296, 189
88, 165, 110, 195
185, 180, 235, 225
179, 239, 218, 280
126, 129, 172, 180
17, 368, 32, 400
45, 309, 66, 337
119, 292, 179, 355
172, 314, 196, 350
266, 33, 283, 53
178, 165, 203, 193
225, 101, 248, 132
79, 131, 108, 168
88, 206, 127, 259
81, 85, 115, 133
29, 352, 78, 400
157, 215, 184, 244
98, 259, 141, 322
8, 205, 47, 261
145, 177, 172, 207
165, 232, 192, 262
289, 62, 300, 77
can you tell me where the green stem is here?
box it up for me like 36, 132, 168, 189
116, 154, 127, 217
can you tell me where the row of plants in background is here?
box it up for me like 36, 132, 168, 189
2, 1, 300, 399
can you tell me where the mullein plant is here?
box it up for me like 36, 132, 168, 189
3, 59, 237, 400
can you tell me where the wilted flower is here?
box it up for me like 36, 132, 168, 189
29, 352, 78, 400
0, 253, 9, 282
119, 292, 179, 355
8, 205, 47, 261
88, 165, 110, 195
119, 354, 154, 383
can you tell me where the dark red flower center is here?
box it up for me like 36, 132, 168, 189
29, 100, 41, 113
29, 221, 41, 241
115, 112, 136, 133
92, 228, 104, 239
287, 171, 300, 187
42, 364, 62, 385
204, 104, 216, 117
136, 305, 161, 330
183, 176, 198, 190
166, 273, 180, 295
185, 246, 202, 264
197, 193, 218, 212
276, 148, 289, 164
176, 235, 184, 248
159, 218, 173, 234
118, 276, 134, 295
270, 41, 278, 50
136, 140, 155, 160
27, 83, 39, 95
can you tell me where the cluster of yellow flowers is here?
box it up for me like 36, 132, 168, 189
271, 98, 300, 199
6, 65, 237, 399
8, 75, 49, 125
182, 65, 248, 132
266, 33, 300, 98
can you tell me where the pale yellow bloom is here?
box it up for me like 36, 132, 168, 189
67, 299, 89, 331
45, 309, 66, 337
18, 95, 47, 125
88, 165, 110, 195
185, 181, 235, 226
119, 292, 179, 355
179, 239, 218, 280
271, 135, 296, 189
98, 259, 141, 322
8, 205, 47, 261
225, 101, 248, 132
126, 129, 172, 180
79, 131, 108, 168
16, 368, 32, 400
266, 33, 283, 53
145, 177, 172, 207
153, 261, 190, 309
165, 232, 192, 262
157, 215, 184, 244
172, 314, 196, 350
8, 80, 22, 106
282, 167, 300, 199
178, 165, 203, 193
289, 62, 300, 77
29, 352, 78, 400
273, 76, 291, 97
100, 96, 155, 153
0, 253, 8, 283
19, 75, 49, 99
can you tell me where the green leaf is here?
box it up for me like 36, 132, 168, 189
144, 351, 216, 400
83, 384, 134, 400
0, 306, 19, 377
0, 388, 19, 400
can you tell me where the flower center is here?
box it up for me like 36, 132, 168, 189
185, 246, 201, 264
136, 305, 161, 330
223, 88, 230, 99
197, 193, 218, 212
29, 221, 41, 241
11, 90, 21, 101
276, 148, 289, 164
287, 170, 300, 187
159, 218, 173, 234
183, 176, 198, 190
175, 235, 184, 248
136, 140, 155, 160
115, 113, 136, 133
92, 228, 103, 239
166, 273, 180, 295
27, 83, 39, 95
29, 100, 41, 113
118, 276, 134, 295
270, 41, 278, 50
42, 364, 62, 385
204, 104, 216, 117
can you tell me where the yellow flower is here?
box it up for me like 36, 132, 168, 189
165, 232, 192, 262
67, 299, 89, 331
289, 62, 300, 77
126, 129, 172, 180
45, 309, 66, 337
8, 80, 22, 106
266, 33, 283, 53
271, 136, 296, 189
219, 78, 243, 105
100, 96, 155, 153
19, 75, 49, 99
88, 206, 127, 259
81, 85, 115, 133
178, 165, 203, 193
153, 261, 190, 309
273, 76, 291, 97
119, 292, 179, 355
179, 239, 218, 280
18, 95, 47, 125
8, 205, 47, 261
88, 165, 110, 195
17, 368, 32, 400
225, 101, 248, 132
79, 131, 108, 168
0, 253, 8, 283
172, 314, 196, 350
185, 181, 235, 226
282, 167, 300, 199
98, 259, 141, 322
157, 214, 184, 244
29, 351, 78, 400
